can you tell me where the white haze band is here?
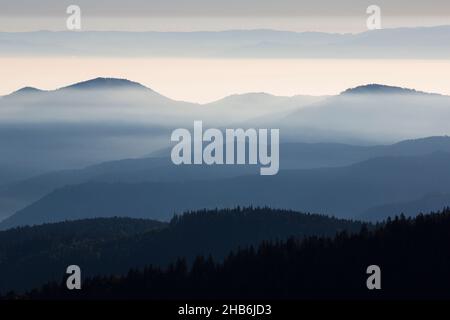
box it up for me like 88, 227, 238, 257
171, 121, 280, 176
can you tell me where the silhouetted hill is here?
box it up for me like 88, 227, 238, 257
341, 84, 435, 96
11, 209, 450, 300
2, 77, 192, 106
2, 78, 158, 100
7, 86, 44, 96
0, 217, 165, 245
361, 193, 450, 221
0, 207, 364, 293
60, 77, 149, 91
278, 86, 450, 143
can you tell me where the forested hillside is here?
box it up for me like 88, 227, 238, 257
9, 209, 450, 300
0, 207, 364, 293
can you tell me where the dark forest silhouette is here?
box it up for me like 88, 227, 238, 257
0, 207, 364, 293
2, 208, 450, 300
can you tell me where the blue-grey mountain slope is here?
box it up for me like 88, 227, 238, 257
278, 84, 450, 143
3, 151, 450, 229
2, 136, 450, 223
361, 193, 450, 222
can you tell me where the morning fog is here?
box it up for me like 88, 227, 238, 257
171, 121, 279, 175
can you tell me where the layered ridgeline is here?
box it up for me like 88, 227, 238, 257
2, 78, 450, 225
6, 209, 450, 300
1, 77, 450, 187
3, 149, 450, 228
2, 136, 450, 226
1, 26, 450, 58
0, 77, 321, 186
0, 207, 364, 293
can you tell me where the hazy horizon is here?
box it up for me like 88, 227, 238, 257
1, 0, 449, 32
2, 24, 449, 102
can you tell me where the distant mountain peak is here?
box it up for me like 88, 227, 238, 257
7, 86, 44, 97
221, 92, 277, 100
341, 84, 434, 96
210, 92, 284, 105
60, 77, 150, 91
394, 136, 450, 146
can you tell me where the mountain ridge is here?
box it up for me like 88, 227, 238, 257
2, 25, 450, 59
0, 207, 365, 292
3, 78, 446, 101
59, 77, 150, 91
2, 136, 450, 225
3, 150, 450, 228
341, 84, 441, 96
2, 77, 159, 99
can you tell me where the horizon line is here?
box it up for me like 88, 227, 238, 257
2, 24, 450, 35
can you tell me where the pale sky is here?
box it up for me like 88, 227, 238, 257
2, 57, 450, 103
1, 0, 449, 101
0, 0, 450, 32
2, 0, 450, 16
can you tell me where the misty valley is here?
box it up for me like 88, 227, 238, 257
2, 79, 450, 227
0, 78, 450, 300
